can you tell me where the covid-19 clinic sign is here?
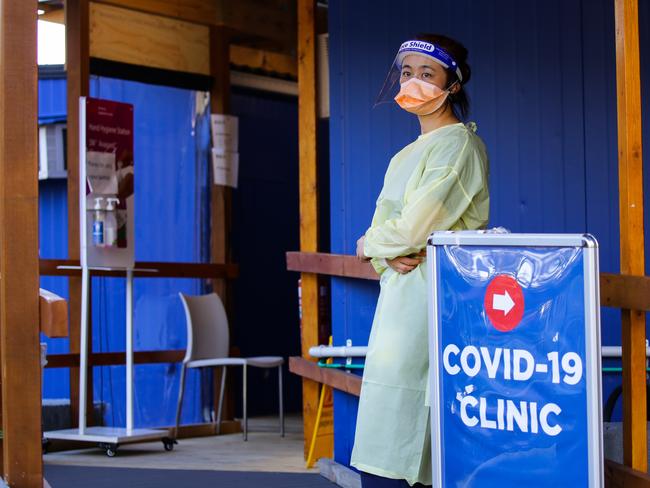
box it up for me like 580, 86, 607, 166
426, 232, 603, 488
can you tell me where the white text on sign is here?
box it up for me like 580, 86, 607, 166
443, 344, 583, 437
443, 345, 583, 384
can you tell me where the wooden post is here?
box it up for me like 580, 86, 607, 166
65, 0, 91, 428
614, 0, 647, 472
298, 0, 331, 460
0, 1, 43, 485
210, 25, 231, 290
209, 25, 235, 424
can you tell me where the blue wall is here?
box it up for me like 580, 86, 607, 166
39, 78, 304, 427
40, 76, 211, 427
329, 0, 650, 466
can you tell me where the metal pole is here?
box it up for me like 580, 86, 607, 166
126, 267, 134, 434
78, 265, 90, 434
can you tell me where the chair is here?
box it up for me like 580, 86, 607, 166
173, 292, 284, 441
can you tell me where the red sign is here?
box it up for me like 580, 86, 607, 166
86, 97, 134, 249
484, 275, 524, 332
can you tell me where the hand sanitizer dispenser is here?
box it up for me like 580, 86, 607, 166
105, 197, 120, 248
92, 197, 105, 247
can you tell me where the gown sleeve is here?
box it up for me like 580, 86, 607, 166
370, 257, 388, 275
363, 133, 486, 260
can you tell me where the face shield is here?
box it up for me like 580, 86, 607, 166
375, 39, 463, 107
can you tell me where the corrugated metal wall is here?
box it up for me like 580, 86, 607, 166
329, 0, 650, 467
39, 78, 304, 427
38, 74, 67, 124
40, 76, 211, 427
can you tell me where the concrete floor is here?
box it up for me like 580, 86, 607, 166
44, 414, 316, 474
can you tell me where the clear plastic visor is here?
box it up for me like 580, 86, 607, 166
375, 42, 462, 107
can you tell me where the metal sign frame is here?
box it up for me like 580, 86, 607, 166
426, 231, 603, 487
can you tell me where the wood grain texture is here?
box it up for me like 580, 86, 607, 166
91, 0, 217, 25
230, 45, 297, 78
46, 350, 184, 367
89, 2, 210, 75
600, 273, 650, 311
39, 289, 69, 338
287, 252, 378, 281
44, 346, 240, 368
90, 0, 295, 53
289, 357, 361, 397
605, 459, 650, 488
0, 1, 43, 484
209, 25, 235, 424
66, 0, 90, 432
216, 0, 296, 53
297, 0, 330, 461
615, 0, 647, 471
287, 252, 650, 311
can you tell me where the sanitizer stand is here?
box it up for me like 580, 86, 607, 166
43, 97, 174, 456
44, 266, 173, 456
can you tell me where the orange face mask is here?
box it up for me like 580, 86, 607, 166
394, 77, 451, 116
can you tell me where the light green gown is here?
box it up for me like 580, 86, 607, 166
350, 122, 490, 486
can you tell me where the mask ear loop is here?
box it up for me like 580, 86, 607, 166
446, 79, 461, 94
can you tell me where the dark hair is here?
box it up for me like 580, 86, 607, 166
415, 33, 471, 120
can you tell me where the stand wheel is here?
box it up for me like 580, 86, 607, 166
99, 442, 119, 457
162, 437, 177, 451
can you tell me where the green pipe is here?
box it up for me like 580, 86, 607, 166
603, 367, 650, 373
318, 360, 365, 370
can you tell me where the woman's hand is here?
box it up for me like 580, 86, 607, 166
356, 236, 371, 262
387, 250, 426, 274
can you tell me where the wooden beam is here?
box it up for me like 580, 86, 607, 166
209, 24, 235, 425
90, 0, 217, 26
45, 350, 185, 368
230, 45, 297, 79
89, 2, 210, 76
600, 273, 650, 311
39, 289, 69, 338
605, 459, 650, 487
287, 251, 650, 312
66, 0, 90, 431
39, 259, 239, 280
289, 357, 361, 397
44, 347, 239, 369
287, 252, 378, 281
216, 0, 296, 53
615, 0, 647, 471
0, 1, 43, 484
87, 0, 296, 54
39, 8, 65, 24
297, 0, 331, 462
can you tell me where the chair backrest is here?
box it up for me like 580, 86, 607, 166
179, 292, 230, 363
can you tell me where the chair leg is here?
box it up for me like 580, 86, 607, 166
173, 364, 187, 440
279, 364, 284, 437
216, 366, 227, 435
243, 363, 248, 441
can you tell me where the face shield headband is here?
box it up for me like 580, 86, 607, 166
396, 40, 463, 82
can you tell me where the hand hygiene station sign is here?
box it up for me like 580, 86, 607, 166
80, 97, 135, 268
427, 233, 603, 488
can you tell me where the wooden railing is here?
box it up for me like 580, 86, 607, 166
287, 251, 650, 311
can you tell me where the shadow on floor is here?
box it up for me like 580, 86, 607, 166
45, 465, 336, 488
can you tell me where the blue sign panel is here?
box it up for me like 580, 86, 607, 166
427, 233, 602, 488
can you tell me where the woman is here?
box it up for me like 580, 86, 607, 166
351, 34, 490, 487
